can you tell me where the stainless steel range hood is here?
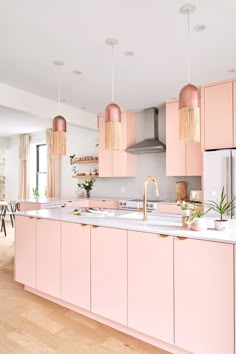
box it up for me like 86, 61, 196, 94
126, 107, 166, 154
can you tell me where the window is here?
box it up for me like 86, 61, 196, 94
36, 144, 47, 196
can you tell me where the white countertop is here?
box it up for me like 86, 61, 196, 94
16, 207, 236, 244
18, 196, 122, 203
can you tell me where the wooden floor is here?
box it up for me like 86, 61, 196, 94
0, 221, 171, 354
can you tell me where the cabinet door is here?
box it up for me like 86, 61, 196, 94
204, 82, 233, 149
98, 115, 113, 177
234, 81, 236, 147
166, 101, 186, 176
36, 219, 61, 298
88, 200, 119, 209
19, 202, 41, 211
128, 231, 174, 343
15, 216, 36, 288
186, 142, 202, 176
91, 226, 127, 325
112, 111, 136, 177
66, 200, 89, 208
175, 237, 234, 354
61, 222, 90, 310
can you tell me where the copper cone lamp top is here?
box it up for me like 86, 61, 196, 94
53, 115, 67, 132
105, 38, 121, 123
179, 84, 199, 109
105, 103, 121, 123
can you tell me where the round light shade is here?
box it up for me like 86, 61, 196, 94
179, 84, 199, 109
105, 103, 121, 123
53, 115, 67, 132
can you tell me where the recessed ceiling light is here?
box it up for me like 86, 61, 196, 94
228, 68, 236, 73
124, 51, 134, 56
61, 99, 67, 103
73, 70, 82, 75
81, 107, 87, 110
52, 60, 64, 66
194, 24, 206, 32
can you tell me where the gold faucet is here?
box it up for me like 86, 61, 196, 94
143, 176, 159, 222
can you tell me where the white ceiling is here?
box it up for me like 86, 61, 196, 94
0, 0, 236, 114
0, 106, 51, 137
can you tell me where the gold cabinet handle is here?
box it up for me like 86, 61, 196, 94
177, 236, 188, 240
91, 225, 99, 228
160, 234, 169, 238
80, 224, 88, 227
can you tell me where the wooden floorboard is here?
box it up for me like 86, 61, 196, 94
0, 221, 171, 354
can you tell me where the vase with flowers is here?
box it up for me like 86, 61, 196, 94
78, 177, 96, 198
177, 200, 193, 229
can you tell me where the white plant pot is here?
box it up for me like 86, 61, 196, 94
190, 218, 207, 232
182, 210, 191, 229
214, 219, 229, 231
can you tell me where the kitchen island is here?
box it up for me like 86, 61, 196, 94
14, 208, 236, 354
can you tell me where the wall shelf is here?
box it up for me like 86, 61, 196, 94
72, 174, 99, 178
72, 159, 98, 164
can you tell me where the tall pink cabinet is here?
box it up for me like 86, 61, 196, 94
201, 79, 236, 150
98, 111, 136, 177
166, 100, 202, 176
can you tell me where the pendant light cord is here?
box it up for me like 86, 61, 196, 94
111, 43, 114, 102
58, 66, 61, 115
187, 9, 191, 84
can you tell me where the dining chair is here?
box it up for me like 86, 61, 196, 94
0, 205, 7, 237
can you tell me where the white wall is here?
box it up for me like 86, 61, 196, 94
5, 136, 19, 201
60, 107, 201, 201
0, 137, 9, 149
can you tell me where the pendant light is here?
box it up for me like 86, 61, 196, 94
105, 38, 122, 150
52, 60, 67, 155
179, 4, 200, 143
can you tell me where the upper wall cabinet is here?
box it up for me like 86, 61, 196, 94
98, 111, 136, 177
166, 100, 202, 176
202, 81, 234, 150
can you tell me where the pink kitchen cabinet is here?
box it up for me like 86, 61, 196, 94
66, 200, 89, 208
166, 100, 202, 176
15, 215, 37, 288
234, 81, 236, 147
203, 81, 233, 150
128, 231, 174, 343
61, 222, 90, 310
98, 111, 136, 177
174, 237, 234, 354
91, 226, 127, 325
36, 218, 61, 298
88, 199, 119, 209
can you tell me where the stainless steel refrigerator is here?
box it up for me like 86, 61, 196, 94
204, 149, 236, 217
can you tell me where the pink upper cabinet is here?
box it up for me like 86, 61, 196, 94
175, 237, 234, 354
203, 81, 233, 150
234, 81, 236, 147
98, 111, 136, 177
166, 100, 202, 176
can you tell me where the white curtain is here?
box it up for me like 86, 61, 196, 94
46, 129, 60, 198
18, 134, 30, 199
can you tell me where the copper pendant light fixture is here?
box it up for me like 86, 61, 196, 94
105, 38, 122, 150
179, 3, 200, 143
52, 60, 67, 155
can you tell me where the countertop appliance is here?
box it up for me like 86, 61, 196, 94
119, 199, 162, 213
204, 149, 236, 217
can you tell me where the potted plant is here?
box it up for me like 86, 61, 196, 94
78, 177, 96, 198
205, 186, 236, 231
186, 206, 207, 231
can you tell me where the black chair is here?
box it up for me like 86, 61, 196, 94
6, 201, 19, 228
0, 205, 7, 237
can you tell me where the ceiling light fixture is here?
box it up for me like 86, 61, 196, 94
104, 38, 122, 150
179, 3, 200, 143
52, 61, 67, 155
